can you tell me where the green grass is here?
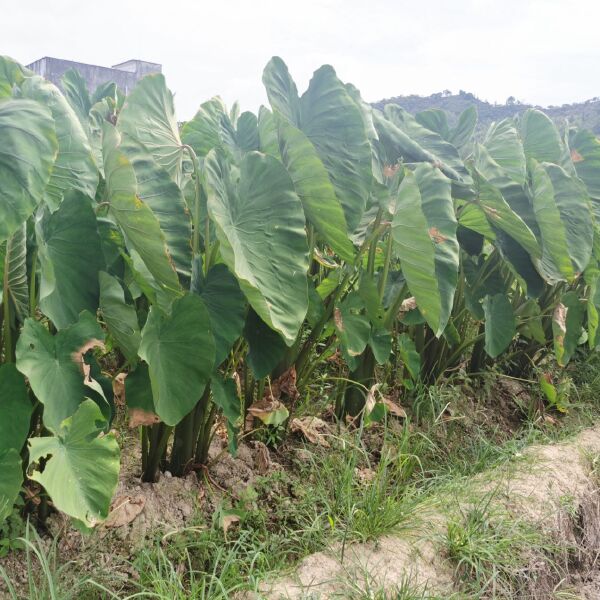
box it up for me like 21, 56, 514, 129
441, 491, 562, 597
4, 357, 600, 598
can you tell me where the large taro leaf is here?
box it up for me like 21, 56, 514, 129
276, 115, 354, 262
191, 260, 246, 366
20, 76, 98, 211
36, 190, 104, 329
0, 449, 23, 523
530, 161, 593, 282
243, 309, 287, 379
124, 362, 158, 425
450, 106, 478, 151
61, 69, 92, 129
0, 99, 57, 243
475, 143, 539, 237
415, 109, 449, 139
586, 262, 600, 348
204, 150, 309, 345
297, 65, 372, 232
28, 400, 120, 527
257, 106, 280, 157
262, 56, 300, 125
0, 364, 31, 454
0, 223, 29, 322
16, 311, 106, 433
553, 291, 585, 367
469, 169, 540, 259
236, 111, 260, 153
494, 228, 545, 298
392, 165, 459, 336
383, 105, 470, 182
102, 123, 181, 298
181, 97, 238, 160
138, 294, 215, 426
397, 333, 421, 384
520, 109, 564, 165
118, 74, 189, 188
263, 58, 372, 232
570, 129, 600, 203
483, 294, 516, 358
99, 271, 141, 364
334, 292, 371, 362
120, 137, 192, 277
482, 119, 526, 185
0, 55, 29, 98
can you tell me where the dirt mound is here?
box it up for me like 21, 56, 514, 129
258, 425, 600, 599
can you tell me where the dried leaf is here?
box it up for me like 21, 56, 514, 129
221, 513, 240, 534
270, 366, 299, 402
553, 303, 567, 339
333, 307, 344, 331
71, 339, 105, 376
290, 417, 331, 447
252, 441, 272, 474
113, 373, 126, 407
129, 407, 160, 428
428, 227, 448, 244
247, 398, 289, 426
571, 149, 584, 163
104, 495, 145, 528
381, 397, 407, 418
365, 383, 380, 415
398, 297, 418, 319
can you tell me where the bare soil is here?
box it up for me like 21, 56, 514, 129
259, 425, 600, 599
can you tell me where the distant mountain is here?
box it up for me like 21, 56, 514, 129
372, 91, 600, 134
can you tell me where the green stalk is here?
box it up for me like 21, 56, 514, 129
195, 404, 217, 465
141, 426, 149, 473
204, 187, 211, 276
29, 249, 38, 316
378, 233, 393, 300
435, 331, 486, 384
184, 145, 203, 256
142, 423, 173, 482
2, 260, 13, 364
169, 410, 196, 476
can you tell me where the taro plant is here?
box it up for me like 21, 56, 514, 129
1, 51, 600, 533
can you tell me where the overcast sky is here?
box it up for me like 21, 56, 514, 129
4, 0, 599, 119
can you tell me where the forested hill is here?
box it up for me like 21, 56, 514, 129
372, 91, 600, 134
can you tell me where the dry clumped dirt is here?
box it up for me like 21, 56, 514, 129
3, 405, 600, 598
258, 425, 600, 599
0, 435, 275, 594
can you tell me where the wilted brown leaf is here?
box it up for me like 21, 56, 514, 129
113, 373, 127, 407
129, 408, 160, 428
398, 296, 417, 320
221, 514, 240, 534
428, 227, 448, 244
571, 149, 584, 163
71, 339, 105, 376
553, 303, 567, 337
333, 307, 344, 331
252, 441, 272, 474
246, 398, 289, 427
381, 397, 407, 418
290, 416, 331, 447
271, 366, 299, 402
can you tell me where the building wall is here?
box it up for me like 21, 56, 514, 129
26, 57, 161, 95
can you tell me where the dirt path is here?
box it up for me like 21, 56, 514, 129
258, 425, 600, 599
